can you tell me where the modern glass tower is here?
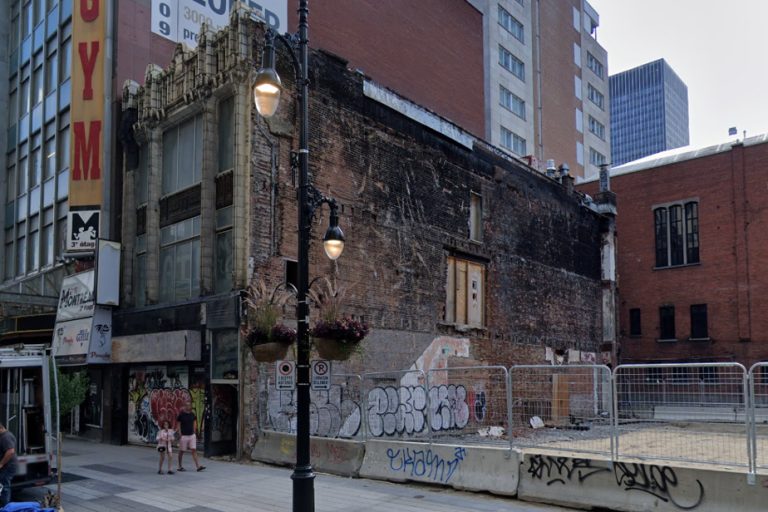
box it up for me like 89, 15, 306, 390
609, 59, 689, 166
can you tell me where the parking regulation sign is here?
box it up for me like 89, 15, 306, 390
311, 360, 331, 390
275, 360, 296, 390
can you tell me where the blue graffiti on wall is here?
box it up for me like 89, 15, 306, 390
386, 446, 467, 483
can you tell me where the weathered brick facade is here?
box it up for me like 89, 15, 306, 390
580, 137, 768, 367
121, 13, 610, 453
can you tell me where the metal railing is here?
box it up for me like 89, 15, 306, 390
614, 363, 749, 468
426, 366, 511, 449
257, 361, 768, 477
510, 365, 613, 457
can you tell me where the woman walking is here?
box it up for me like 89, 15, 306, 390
156, 421, 175, 475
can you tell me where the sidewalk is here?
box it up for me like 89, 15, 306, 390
18, 439, 570, 512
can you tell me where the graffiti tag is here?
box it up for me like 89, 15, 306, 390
613, 462, 704, 510
387, 446, 467, 483
527, 455, 610, 486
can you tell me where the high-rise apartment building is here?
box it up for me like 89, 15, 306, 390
469, 0, 611, 178
609, 58, 690, 166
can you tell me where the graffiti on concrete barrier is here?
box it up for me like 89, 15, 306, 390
367, 386, 427, 437
527, 455, 610, 485
387, 446, 467, 483
613, 462, 704, 510
527, 455, 705, 510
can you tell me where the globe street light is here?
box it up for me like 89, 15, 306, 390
252, 2, 345, 510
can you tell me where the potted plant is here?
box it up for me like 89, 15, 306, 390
308, 277, 369, 360
243, 280, 296, 362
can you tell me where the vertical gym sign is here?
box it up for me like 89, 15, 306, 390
68, 0, 106, 251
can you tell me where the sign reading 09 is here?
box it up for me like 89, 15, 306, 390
151, 0, 287, 48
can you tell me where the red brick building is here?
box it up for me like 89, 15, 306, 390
287, 0, 485, 137
580, 135, 768, 367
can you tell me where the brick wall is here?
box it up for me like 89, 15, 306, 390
287, 0, 485, 138
580, 140, 768, 367
251, 41, 605, 370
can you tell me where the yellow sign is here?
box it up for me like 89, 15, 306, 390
69, 0, 105, 208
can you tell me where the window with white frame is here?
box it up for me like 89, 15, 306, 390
498, 5, 524, 42
587, 52, 604, 79
654, 201, 699, 268
573, 43, 581, 67
575, 108, 583, 133
498, 45, 525, 81
500, 126, 526, 155
574, 76, 582, 100
588, 116, 605, 140
445, 255, 485, 328
499, 85, 525, 119
587, 83, 604, 109
159, 216, 201, 303
162, 115, 203, 195
589, 147, 605, 166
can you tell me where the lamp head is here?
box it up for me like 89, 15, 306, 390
253, 68, 282, 118
323, 211, 345, 260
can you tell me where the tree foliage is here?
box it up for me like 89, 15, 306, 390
50, 367, 89, 422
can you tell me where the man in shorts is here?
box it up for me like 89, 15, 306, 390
176, 403, 205, 472
0, 423, 17, 505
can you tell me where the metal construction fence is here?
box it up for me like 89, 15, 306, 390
258, 361, 768, 475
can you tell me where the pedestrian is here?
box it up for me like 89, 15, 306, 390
156, 421, 175, 475
176, 403, 205, 472
0, 423, 17, 505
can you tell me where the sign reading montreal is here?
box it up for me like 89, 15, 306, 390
151, 0, 287, 48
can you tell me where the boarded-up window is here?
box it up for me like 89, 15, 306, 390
446, 256, 485, 327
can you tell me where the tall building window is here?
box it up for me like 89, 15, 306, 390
214, 206, 233, 293
217, 97, 234, 173
135, 147, 148, 206
499, 85, 525, 119
588, 116, 605, 140
469, 192, 482, 242
629, 308, 641, 336
587, 52, 604, 79
159, 216, 201, 302
589, 147, 605, 166
500, 126, 526, 155
498, 6, 524, 42
445, 255, 485, 328
690, 304, 708, 339
654, 201, 699, 267
162, 115, 203, 195
498, 45, 524, 81
134, 234, 146, 306
587, 83, 604, 109
659, 305, 675, 340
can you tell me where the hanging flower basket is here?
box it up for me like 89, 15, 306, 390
246, 324, 296, 363
310, 318, 369, 361
250, 341, 290, 362
313, 338, 358, 361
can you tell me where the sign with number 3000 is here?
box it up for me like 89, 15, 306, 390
151, 0, 287, 49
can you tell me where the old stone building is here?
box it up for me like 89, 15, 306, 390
117, 11, 614, 457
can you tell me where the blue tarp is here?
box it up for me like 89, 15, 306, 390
1, 503, 56, 512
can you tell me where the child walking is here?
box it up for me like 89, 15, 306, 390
156, 421, 175, 475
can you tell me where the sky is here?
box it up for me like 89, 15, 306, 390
588, 0, 768, 148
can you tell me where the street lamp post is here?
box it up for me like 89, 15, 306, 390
252, 2, 345, 511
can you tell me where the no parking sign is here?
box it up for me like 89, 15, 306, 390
311, 360, 331, 390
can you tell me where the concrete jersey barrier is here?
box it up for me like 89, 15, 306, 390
360, 439, 519, 496
250, 431, 365, 477
518, 453, 767, 512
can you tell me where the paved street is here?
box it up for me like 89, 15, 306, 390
17, 439, 571, 512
